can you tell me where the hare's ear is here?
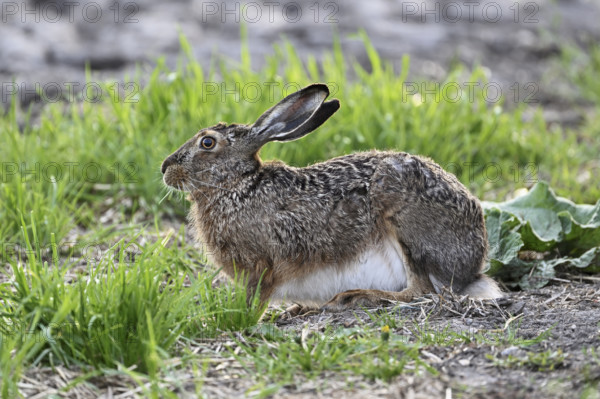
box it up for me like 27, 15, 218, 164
250, 84, 340, 143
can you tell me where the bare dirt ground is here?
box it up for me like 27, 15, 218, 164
268, 279, 600, 399
18, 277, 600, 398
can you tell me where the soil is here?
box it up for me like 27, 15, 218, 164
18, 278, 600, 398
268, 279, 600, 399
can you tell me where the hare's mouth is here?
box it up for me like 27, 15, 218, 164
163, 165, 189, 191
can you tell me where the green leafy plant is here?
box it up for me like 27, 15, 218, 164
484, 182, 600, 288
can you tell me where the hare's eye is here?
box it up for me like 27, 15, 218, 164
200, 136, 216, 150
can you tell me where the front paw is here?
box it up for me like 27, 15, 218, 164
279, 303, 319, 320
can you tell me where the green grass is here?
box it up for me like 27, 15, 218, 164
486, 348, 566, 371
0, 217, 265, 398
227, 309, 559, 396
365, 307, 553, 348
235, 327, 435, 387
564, 44, 600, 104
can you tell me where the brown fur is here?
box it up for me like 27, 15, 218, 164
161, 84, 502, 311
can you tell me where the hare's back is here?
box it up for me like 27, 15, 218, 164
369, 152, 476, 208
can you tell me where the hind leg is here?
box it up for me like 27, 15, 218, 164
371, 154, 488, 295
321, 273, 433, 312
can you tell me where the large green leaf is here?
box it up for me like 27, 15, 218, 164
485, 207, 523, 273
482, 182, 600, 289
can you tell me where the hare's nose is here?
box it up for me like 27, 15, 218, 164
161, 155, 177, 174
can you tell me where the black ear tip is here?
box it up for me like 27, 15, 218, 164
329, 99, 340, 109
306, 83, 331, 96
323, 99, 341, 112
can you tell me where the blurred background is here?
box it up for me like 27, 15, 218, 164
2, 0, 600, 123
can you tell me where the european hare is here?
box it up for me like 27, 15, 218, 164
162, 84, 502, 311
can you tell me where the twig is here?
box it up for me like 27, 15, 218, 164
564, 274, 600, 282
503, 314, 523, 331
543, 287, 566, 305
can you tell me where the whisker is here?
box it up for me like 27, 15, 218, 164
190, 167, 214, 174
185, 181, 209, 201
187, 176, 235, 193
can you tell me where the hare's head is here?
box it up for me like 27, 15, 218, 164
161, 84, 339, 191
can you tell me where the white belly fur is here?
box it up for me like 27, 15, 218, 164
272, 237, 408, 305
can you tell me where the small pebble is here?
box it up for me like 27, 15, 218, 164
501, 346, 526, 358
458, 358, 470, 366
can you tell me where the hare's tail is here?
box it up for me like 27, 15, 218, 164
462, 274, 503, 299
